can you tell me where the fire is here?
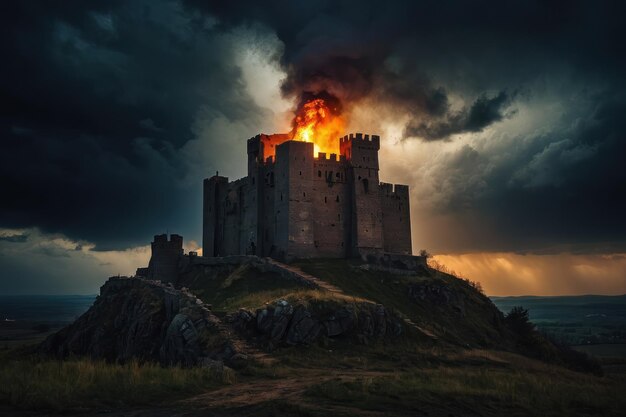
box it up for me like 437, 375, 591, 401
291, 97, 345, 157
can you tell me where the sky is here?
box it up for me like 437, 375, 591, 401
1, 1, 625, 295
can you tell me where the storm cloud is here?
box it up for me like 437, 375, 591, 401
1, 1, 626, 294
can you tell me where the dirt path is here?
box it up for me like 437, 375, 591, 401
181, 369, 397, 416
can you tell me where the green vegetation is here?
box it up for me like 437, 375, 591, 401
0, 353, 234, 411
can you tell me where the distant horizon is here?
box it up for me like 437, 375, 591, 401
1, 292, 625, 298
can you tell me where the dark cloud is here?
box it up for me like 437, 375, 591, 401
1, 0, 626, 261
0, 234, 29, 243
0, 1, 265, 249
404, 91, 516, 140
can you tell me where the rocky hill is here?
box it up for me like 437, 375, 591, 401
40, 256, 594, 373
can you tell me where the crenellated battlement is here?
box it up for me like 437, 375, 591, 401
315, 152, 347, 162
339, 132, 381, 148
380, 182, 410, 197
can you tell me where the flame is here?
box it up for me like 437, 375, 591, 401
291, 97, 345, 157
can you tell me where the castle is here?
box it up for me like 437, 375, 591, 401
203, 133, 412, 260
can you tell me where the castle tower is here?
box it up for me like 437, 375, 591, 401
147, 233, 183, 282
340, 133, 384, 255
203, 175, 229, 257
274, 140, 315, 259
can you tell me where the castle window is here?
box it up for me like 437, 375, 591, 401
338, 213, 341, 221
252, 177, 255, 185
324, 196, 327, 203
303, 192, 306, 197
363, 178, 369, 193
336, 172, 340, 178
299, 171, 302, 175
318, 170, 321, 177
336, 195, 340, 202
280, 193, 283, 201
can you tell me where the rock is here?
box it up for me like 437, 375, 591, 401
40, 277, 241, 367
286, 306, 322, 345
227, 353, 249, 369
408, 281, 466, 317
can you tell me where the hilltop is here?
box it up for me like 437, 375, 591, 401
3, 257, 623, 416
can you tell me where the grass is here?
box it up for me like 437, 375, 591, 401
294, 259, 508, 347
305, 359, 626, 416
180, 264, 305, 312
0, 354, 235, 411
181, 262, 369, 314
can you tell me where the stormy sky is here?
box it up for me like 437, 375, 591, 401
1, 1, 625, 295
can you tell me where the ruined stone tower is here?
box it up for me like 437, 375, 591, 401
136, 234, 184, 282
203, 133, 412, 260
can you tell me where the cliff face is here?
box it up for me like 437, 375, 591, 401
40, 273, 409, 366
40, 277, 242, 367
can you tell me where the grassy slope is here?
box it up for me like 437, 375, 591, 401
3, 259, 624, 416
294, 258, 509, 347
0, 348, 234, 411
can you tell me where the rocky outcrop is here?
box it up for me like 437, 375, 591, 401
40, 277, 243, 368
226, 299, 404, 349
408, 280, 466, 316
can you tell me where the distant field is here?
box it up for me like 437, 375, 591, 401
0, 295, 96, 348
492, 295, 626, 346
572, 344, 626, 358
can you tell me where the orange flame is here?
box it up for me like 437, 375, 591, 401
291, 98, 345, 157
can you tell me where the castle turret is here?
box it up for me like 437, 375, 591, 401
340, 133, 384, 255
145, 233, 184, 282
274, 140, 315, 259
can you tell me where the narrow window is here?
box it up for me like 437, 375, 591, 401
338, 213, 341, 221
299, 171, 302, 175
318, 170, 322, 177
280, 193, 283, 201
336, 195, 340, 202
303, 192, 306, 197
324, 196, 327, 203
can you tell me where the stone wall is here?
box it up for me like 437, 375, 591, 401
381, 183, 412, 254
203, 132, 413, 260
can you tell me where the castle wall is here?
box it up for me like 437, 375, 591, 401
204, 132, 413, 260
341, 133, 384, 255
276, 141, 315, 258
380, 183, 412, 254
259, 160, 277, 256
311, 153, 350, 257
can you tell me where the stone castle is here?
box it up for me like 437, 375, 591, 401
202, 133, 412, 260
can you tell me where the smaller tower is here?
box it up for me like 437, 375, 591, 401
146, 233, 184, 282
